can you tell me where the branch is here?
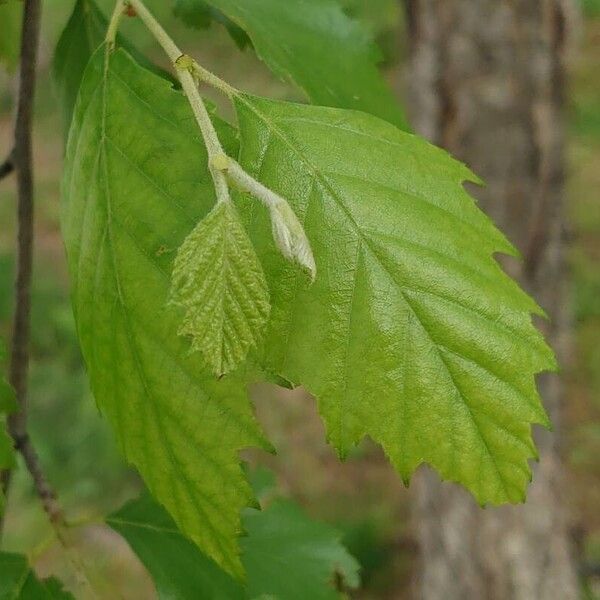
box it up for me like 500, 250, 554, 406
0, 0, 63, 533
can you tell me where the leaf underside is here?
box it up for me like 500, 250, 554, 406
52, 0, 172, 135
176, 0, 407, 129
61, 46, 270, 578
107, 491, 359, 600
233, 94, 556, 505
170, 201, 271, 376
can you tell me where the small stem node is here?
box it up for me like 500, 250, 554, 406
175, 54, 194, 72
210, 153, 230, 172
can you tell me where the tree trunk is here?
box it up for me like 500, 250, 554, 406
404, 1, 579, 598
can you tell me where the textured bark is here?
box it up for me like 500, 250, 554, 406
405, 1, 579, 598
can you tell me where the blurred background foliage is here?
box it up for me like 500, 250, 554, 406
0, 0, 598, 597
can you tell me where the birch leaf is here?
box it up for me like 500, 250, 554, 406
233, 94, 556, 505
61, 46, 270, 578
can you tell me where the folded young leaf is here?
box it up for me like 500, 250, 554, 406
61, 47, 271, 578
233, 94, 556, 505
170, 201, 270, 376
0, 552, 73, 599
176, 0, 407, 129
107, 490, 359, 599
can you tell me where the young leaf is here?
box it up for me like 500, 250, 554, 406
175, 0, 407, 130
61, 46, 271, 578
233, 95, 556, 505
53, 0, 172, 134
0, 552, 74, 599
170, 201, 270, 376
107, 490, 359, 599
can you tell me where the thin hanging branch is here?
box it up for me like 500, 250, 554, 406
0, 0, 63, 532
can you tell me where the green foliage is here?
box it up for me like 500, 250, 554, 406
173, 0, 407, 129
0, 0, 21, 72
61, 46, 271, 578
0, 553, 73, 599
107, 494, 245, 599
169, 201, 271, 376
52, 0, 107, 131
54, 0, 556, 586
0, 341, 16, 513
233, 94, 555, 505
241, 498, 359, 599
582, 0, 600, 17
52, 0, 171, 134
340, 0, 400, 34
173, 0, 251, 49
107, 488, 359, 599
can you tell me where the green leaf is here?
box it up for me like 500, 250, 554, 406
175, 0, 407, 129
0, 422, 14, 514
52, 0, 173, 135
241, 499, 360, 599
107, 494, 246, 599
0, 341, 17, 415
170, 201, 270, 376
107, 490, 359, 599
0, 427, 15, 470
0, 0, 21, 72
53, 0, 108, 132
233, 94, 556, 505
61, 46, 271, 578
173, 0, 251, 50
0, 553, 74, 599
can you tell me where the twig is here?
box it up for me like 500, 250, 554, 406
0, 0, 63, 533
124, 0, 232, 205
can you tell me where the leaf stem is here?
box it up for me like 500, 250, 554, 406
110, 0, 315, 274
106, 0, 125, 46
217, 157, 317, 279
190, 60, 237, 97
223, 157, 287, 210
124, 0, 231, 203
